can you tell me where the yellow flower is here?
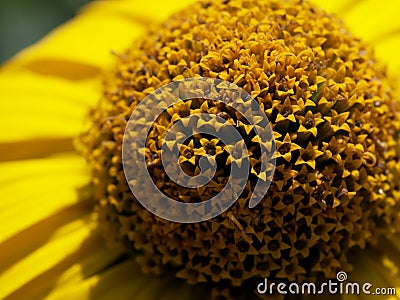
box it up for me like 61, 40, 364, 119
1, 0, 400, 300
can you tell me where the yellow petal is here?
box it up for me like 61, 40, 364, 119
0, 0, 197, 160
83, 0, 197, 27
349, 236, 400, 299
374, 34, 400, 80
0, 138, 73, 162
0, 216, 92, 299
340, 1, 400, 43
0, 154, 90, 243
43, 233, 124, 300
309, 0, 355, 14
0, 220, 123, 300
2, 9, 144, 76
340, 0, 400, 77
47, 258, 208, 300
3, 0, 196, 76
0, 70, 98, 144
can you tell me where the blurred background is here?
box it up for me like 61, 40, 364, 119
0, 0, 91, 64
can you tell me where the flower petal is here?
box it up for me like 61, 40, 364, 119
339, 0, 400, 43
2, 9, 144, 77
373, 34, 400, 79
0, 153, 129, 300
82, 0, 197, 27
0, 70, 98, 145
45, 258, 208, 300
349, 236, 400, 299
0, 0, 198, 159
0, 216, 92, 299
3, 0, 196, 77
0, 138, 73, 162
0, 219, 123, 300
0, 154, 90, 243
309, 0, 356, 14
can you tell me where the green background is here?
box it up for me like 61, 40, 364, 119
0, 0, 90, 64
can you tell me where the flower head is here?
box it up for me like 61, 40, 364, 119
79, 0, 400, 297
2, 0, 400, 300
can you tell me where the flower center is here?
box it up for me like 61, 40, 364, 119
79, 0, 400, 297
